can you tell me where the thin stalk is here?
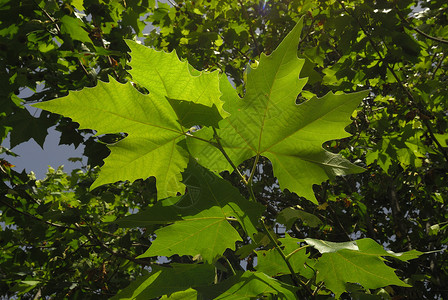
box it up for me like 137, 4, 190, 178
246, 154, 260, 201
212, 128, 248, 184
222, 256, 237, 276
285, 245, 310, 260
237, 0, 261, 56
394, 5, 448, 45
261, 218, 298, 284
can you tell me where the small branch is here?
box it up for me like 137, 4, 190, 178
212, 128, 248, 184
237, 0, 261, 56
247, 154, 260, 201
0, 198, 81, 232
298, 12, 319, 50
33, 0, 61, 33
81, 221, 153, 266
285, 245, 310, 260
394, 6, 448, 45
432, 52, 446, 80
222, 255, 236, 276
261, 218, 313, 296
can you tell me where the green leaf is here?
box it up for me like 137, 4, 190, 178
118, 162, 264, 262
111, 264, 214, 300
196, 271, 297, 299
140, 218, 241, 262
256, 234, 314, 278
305, 238, 358, 253
188, 18, 366, 203
167, 97, 223, 128
126, 40, 228, 119
306, 238, 418, 297
161, 288, 197, 299
60, 15, 92, 44
277, 207, 322, 228
33, 79, 189, 198
434, 133, 448, 147
355, 238, 423, 261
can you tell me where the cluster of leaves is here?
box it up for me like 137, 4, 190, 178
0, 163, 158, 298
1, 0, 448, 299
33, 19, 424, 299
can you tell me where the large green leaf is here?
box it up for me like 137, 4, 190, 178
187, 18, 366, 203
277, 207, 322, 229
117, 162, 264, 262
60, 15, 92, 44
306, 238, 419, 297
256, 234, 314, 279
33, 79, 190, 198
126, 40, 228, 119
196, 271, 297, 300
111, 264, 214, 300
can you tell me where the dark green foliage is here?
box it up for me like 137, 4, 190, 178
1, 0, 448, 299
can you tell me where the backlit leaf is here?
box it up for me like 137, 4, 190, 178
33, 79, 189, 198
196, 271, 297, 299
188, 18, 366, 203
111, 264, 214, 300
117, 161, 264, 262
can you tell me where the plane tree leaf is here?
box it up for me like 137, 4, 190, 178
277, 207, 323, 229
196, 271, 297, 300
33, 79, 190, 198
166, 97, 223, 128
117, 161, 264, 262
305, 238, 359, 253
306, 238, 420, 297
187, 18, 367, 203
141, 218, 242, 263
256, 234, 314, 279
126, 40, 228, 119
111, 264, 214, 300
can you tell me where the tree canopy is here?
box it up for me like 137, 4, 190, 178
1, 0, 447, 299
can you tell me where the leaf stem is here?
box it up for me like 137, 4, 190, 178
246, 154, 260, 201
261, 218, 297, 280
285, 244, 310, 260
212, 128, 248, 185
222, 255, 237, 276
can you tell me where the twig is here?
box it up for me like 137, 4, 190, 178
0, 198, 81, 232
81, 221, 153, 266
432, 52, 446, 80
394, 6, 448, 45
222, 255, 236, 276
261, 218, 314, 296
212, 127, 248, 184
237, 0, 261, 56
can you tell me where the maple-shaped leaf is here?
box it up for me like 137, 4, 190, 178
126, 40, 228, 119
187, 18, 367, 203
33, 79, 191, 198
117, 161, 264, 262
196, 271, 297, 300
306, 238, 420, 298
277, 207, 323, 228
111, 263, 214, 300
256, 234, 314, 279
